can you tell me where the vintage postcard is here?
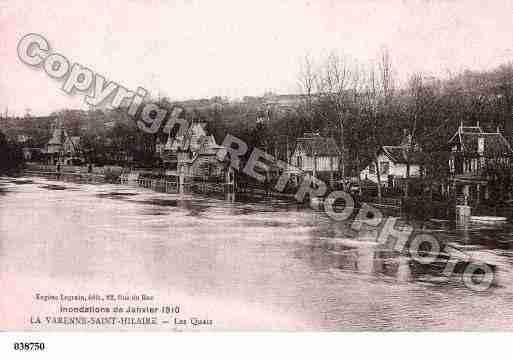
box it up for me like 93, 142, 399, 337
1, 0, 513, 341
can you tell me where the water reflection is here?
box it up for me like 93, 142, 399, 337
2, 176, 513, 330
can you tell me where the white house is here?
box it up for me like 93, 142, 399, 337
360, 145, 423, 187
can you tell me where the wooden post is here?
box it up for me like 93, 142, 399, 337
226, 168, 235, 201
456, 204, 471, 224
330, 156, 334, 187
225, 167, 235, 194
179, 171, 184, 194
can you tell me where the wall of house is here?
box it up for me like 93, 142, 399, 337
316, 156, 339, 171
450, 154, 511, 176
63, 137, 80, 153
290, 150, 339, 172
359, 153, 420, 185
190, 155, 224, 177
47, 144, 61, 154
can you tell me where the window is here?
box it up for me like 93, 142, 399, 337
478, 137, 484, 154
380, 161, 389, 175
297, 156, 302, 169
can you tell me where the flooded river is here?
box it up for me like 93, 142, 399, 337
2, 176, 513, 330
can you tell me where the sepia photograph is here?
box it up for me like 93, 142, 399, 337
2, 1, 513, 349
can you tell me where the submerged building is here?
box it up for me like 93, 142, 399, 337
448, 122, 513, 203
289, 132, 342, 184
45, 120, 82, 165
160, 121, 226, 177
359, 132, 424, 188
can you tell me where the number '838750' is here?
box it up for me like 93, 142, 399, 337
13, 342, 45, 351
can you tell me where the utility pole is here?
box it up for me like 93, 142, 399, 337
313, 151, 317, 179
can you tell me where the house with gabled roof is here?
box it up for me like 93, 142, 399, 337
160, 121, 225, 177
359, 133, 424, 187
45, 119, 82, 165
448, 122, 513, 203
289, 132, 342, 183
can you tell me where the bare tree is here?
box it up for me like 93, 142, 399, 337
378, 48, 395, 100
297, 52, 360, 179
378, 48, 395, 199
298, 55, 317, 131
317, 52, 358, 178
404, 73, 424, 198
365, 65, 383, 199
359, 48, 395, 200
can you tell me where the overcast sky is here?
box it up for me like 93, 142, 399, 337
1, 0, 512, 116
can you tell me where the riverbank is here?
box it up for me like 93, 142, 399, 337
24, 163, 513, 221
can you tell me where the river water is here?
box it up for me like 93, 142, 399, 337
2, 175, 513, 330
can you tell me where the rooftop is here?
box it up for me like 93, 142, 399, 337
296, 133, 341, 156
448, 122, 512, 155
382, 146, 425, 164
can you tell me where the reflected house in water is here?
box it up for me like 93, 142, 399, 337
45, 119, 83, 165
159, 121, 226, 177
289, 132, 342, 185
448, 122, 513, 204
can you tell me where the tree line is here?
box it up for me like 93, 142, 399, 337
1, 49, 512, 179
0, 131, 23, 174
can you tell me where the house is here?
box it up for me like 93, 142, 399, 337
21, 147, 42, 161
189, 133, 226, 177
161, 121, 225, 177
289, 132, 341, 183
359, 134, 423, 187
155, 137, 165, 156
46, 120, 82, 165
16, 134, 30, 144
448, 122, 513, 203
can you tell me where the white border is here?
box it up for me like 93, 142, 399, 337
1, 332, 512, 359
